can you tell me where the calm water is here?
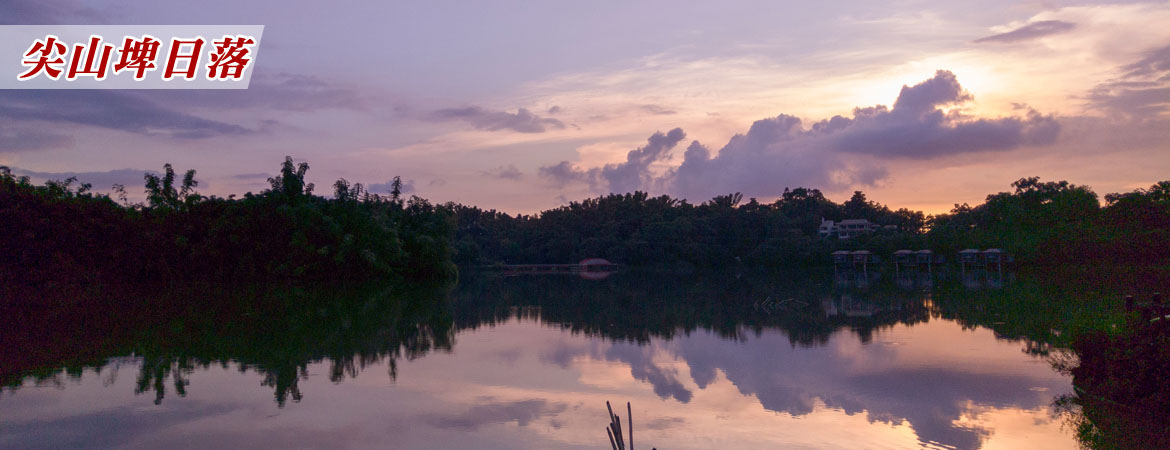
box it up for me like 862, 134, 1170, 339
0, 268, 1138, 449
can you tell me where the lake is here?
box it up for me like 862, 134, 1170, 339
0, 268, 1142, 449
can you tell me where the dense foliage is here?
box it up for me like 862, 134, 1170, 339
451, 189, 925, 268
929, 177, 1170, 263
451, 177, 1170, 267
0, 157, 456, 284
1064, 306, 1170, 450
5, 160, 1167, 281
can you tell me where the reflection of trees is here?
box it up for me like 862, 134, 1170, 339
6, 263, 1164, 445
1056, 299, 1170, 449
453, 266, 1135, 352
2, 281, 454, 406
452, 268, 934, 348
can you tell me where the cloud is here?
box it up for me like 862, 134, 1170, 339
666, 328, 1065, 450
640, 104, 677, 115
1121, 44, 1170, 79
227, 172, 270, 180
539, 128, 686, 193
1089, 43, 1170, 117
428, 107, 566, 133
0, 91, 252, 139
973, 20, 1077, 44
0, 402, 240, 450
546, 105, 562, 114
0, 124, 73, 152
539, 160, 593, 187
151, 72, 370, 112
0, 0, 107, 24
423, 399, 567, 431
539, 71, 1059, 201
606, 343, 693, 403
665, 70, 1058, 200
644, 416, 686, 430
482, 164, 524, 180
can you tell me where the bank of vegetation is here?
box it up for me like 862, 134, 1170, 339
1, 157, 456, 285
451, 177, 1170, 268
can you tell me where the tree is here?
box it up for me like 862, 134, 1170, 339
144, 163, 200, 211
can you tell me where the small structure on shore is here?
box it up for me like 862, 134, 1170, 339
484, 258, 620, 279
958, 249, 981, 265
958, 248, 1011, 274
894, 249, 915, 267
895, 249, 939, 273
831, 250, 852, 265
915, 249, 937, 265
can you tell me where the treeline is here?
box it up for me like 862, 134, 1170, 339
451, 177, 1170, 267
451, 189, 925, 268
0, 157, 456, 284
930, 177, 1170, 263
5, 162, 1167, 280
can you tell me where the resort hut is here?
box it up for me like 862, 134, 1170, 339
958, 249, 981, 265
914, 249, 934, 265
894, 249, 915, 266
831, 250, 852, 265
981, 249, 1004, 264
850, 250, 875, 265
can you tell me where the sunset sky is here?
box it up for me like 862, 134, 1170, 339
2, 0, 1168, 214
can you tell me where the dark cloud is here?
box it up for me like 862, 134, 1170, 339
151, 72, 369, 112
423, 399, 567, 431
482, 164, 524, 180
547, 105, 562, 114
227, 172, 270, 180
1089, 43, 1170, 116
13, 168, 159, 190
429, 107, 566, 133
663, 70, 1058, 200
600, 128, 686, 193
0, 124, 73, 152
539, 128, 686, 194
0, 0, 107, 24
1089, 85, 1170, 116
640, 104, 677, 115
531, 321, 1063, 450
1121, 44, 1170, 78
606, 343, 693, 403
0, 91, 252, 139
541, 71, 1058, 201
669, 329, 1065, 450
973, 20, 1076, 44
643, 416, 686, 431
0, 402, 238, 449
539, 160, 592, 187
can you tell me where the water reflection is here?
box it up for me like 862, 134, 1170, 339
1, 282, 455, 407
0, 269, 1148, 449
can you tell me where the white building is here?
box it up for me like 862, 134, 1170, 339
819, 218, 880, 239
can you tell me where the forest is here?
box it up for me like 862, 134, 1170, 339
451, 177, 1170, 268
0, 157, 456, 284
4, 157, 1168, 285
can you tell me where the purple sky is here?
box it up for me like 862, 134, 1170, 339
2, 0, 1169, 213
